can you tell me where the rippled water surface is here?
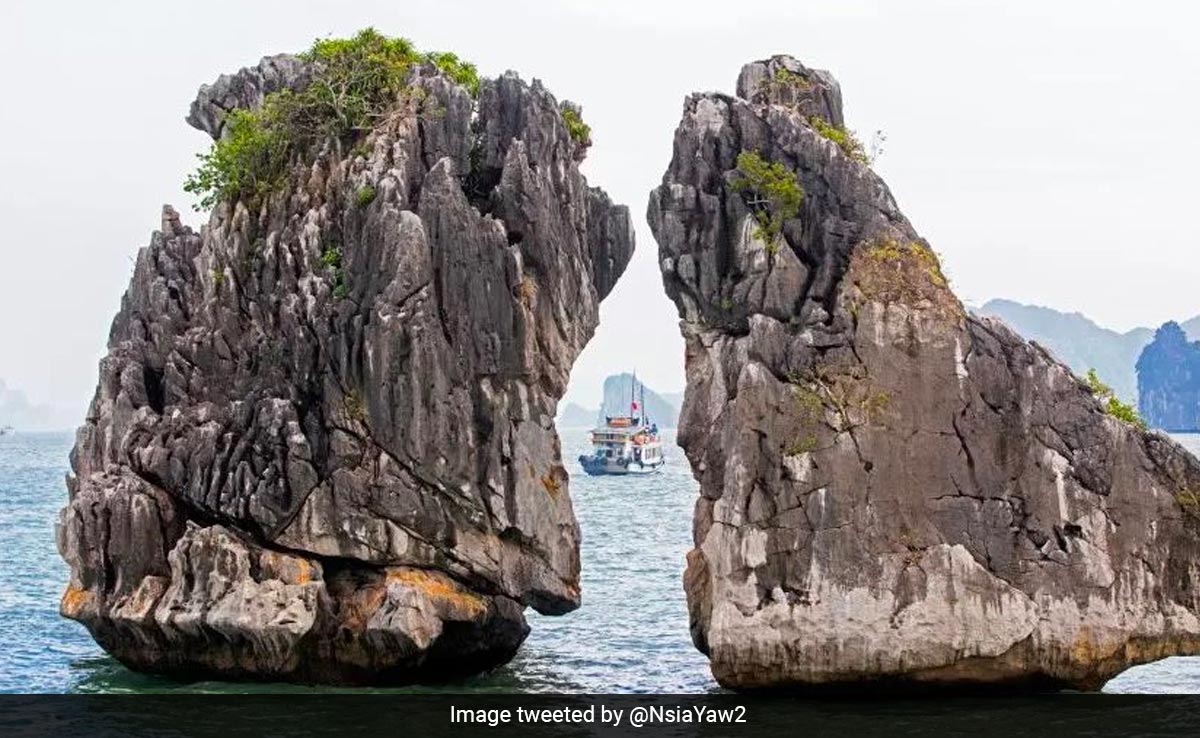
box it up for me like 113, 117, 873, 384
1, 429, 1198, 694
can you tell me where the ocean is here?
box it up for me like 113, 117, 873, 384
1, 429, 1199, 695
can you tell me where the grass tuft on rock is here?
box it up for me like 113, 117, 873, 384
851, 237, 958, 318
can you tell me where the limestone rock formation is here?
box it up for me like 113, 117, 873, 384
186, 54, 311, 140
1137, 321, 1200, 432
649, 55, 1200, 691
58, 50, 633, 683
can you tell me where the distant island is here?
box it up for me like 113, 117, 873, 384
0, 379, 75, 432
1137, 322, 1200, 431
976, 300, 1200, 432
556, 402, 596, 427
556, 373, 681, 427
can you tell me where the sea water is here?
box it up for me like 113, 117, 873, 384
1, 429, 1198, 695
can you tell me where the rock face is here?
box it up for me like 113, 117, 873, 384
977, 298, 1152, 405
649, 55, 1200, 691
185, 54, 311, 139
58, 54, 633, 683
1137, 322, 1200, 432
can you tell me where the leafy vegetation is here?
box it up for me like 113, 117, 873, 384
730, 151, 804, 254
185, 28, 479, 211
321, 245, 349, 298
355, 185, 377, 208
757, 66, 815, 102
864, 239, 948, 289
1084, 369, 1147, 430
851, 237, 959, 319
773, 67, 814, 91
184, 106, 293, 211
807, 115, 869, 165
422, 51, 480, 96
785, 368, 891, 456
786, 433, 819, 456
561, 106, 591, 145
1177, 488, 1200, 521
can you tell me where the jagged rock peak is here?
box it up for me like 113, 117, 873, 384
650, 57, 1200, 692
59, 33, 633, 684
736, 55, 844, 127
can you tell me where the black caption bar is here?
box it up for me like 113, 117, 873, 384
4, 694, 1200, 738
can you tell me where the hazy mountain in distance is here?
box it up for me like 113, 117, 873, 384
556, 402, 596, 427
600, 373, 680, 427
975, 299, 1155, 403
661, 391, 685, 414
1182, 315, 1200, 339
0, 379, 76, 432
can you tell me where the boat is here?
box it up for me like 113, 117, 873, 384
0, 425, 12, 437
578, 374, 665, 476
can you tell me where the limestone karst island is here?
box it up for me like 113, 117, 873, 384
4, 4, 1200, 736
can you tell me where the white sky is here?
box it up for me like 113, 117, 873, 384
1, 0, 1197, 421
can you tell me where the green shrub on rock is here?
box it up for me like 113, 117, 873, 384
184, 105, 292, 211
730, 151, 804, 254
1084, 369, 1147, 430
561, 107, 591, 145
185, 28, 479, 212
423, 51, 480, 96
807, 115, 869, 165
355, 185, 377, 208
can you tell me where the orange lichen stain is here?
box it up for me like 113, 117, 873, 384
259, 551, 317, 586
1121, 636, 1198, 665
1070, 628, 1121, 665
60, 586, 94, 618
1070, 629, 1096, 664
541, 472, 563, 497
387, 568, 487, 618
292, 558, 313, 586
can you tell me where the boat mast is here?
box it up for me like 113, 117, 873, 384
630, 370, 636, 420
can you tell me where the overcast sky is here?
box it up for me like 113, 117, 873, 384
1, 0, 1197, 424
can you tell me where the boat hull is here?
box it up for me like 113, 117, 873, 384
577, 455, 665, 476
